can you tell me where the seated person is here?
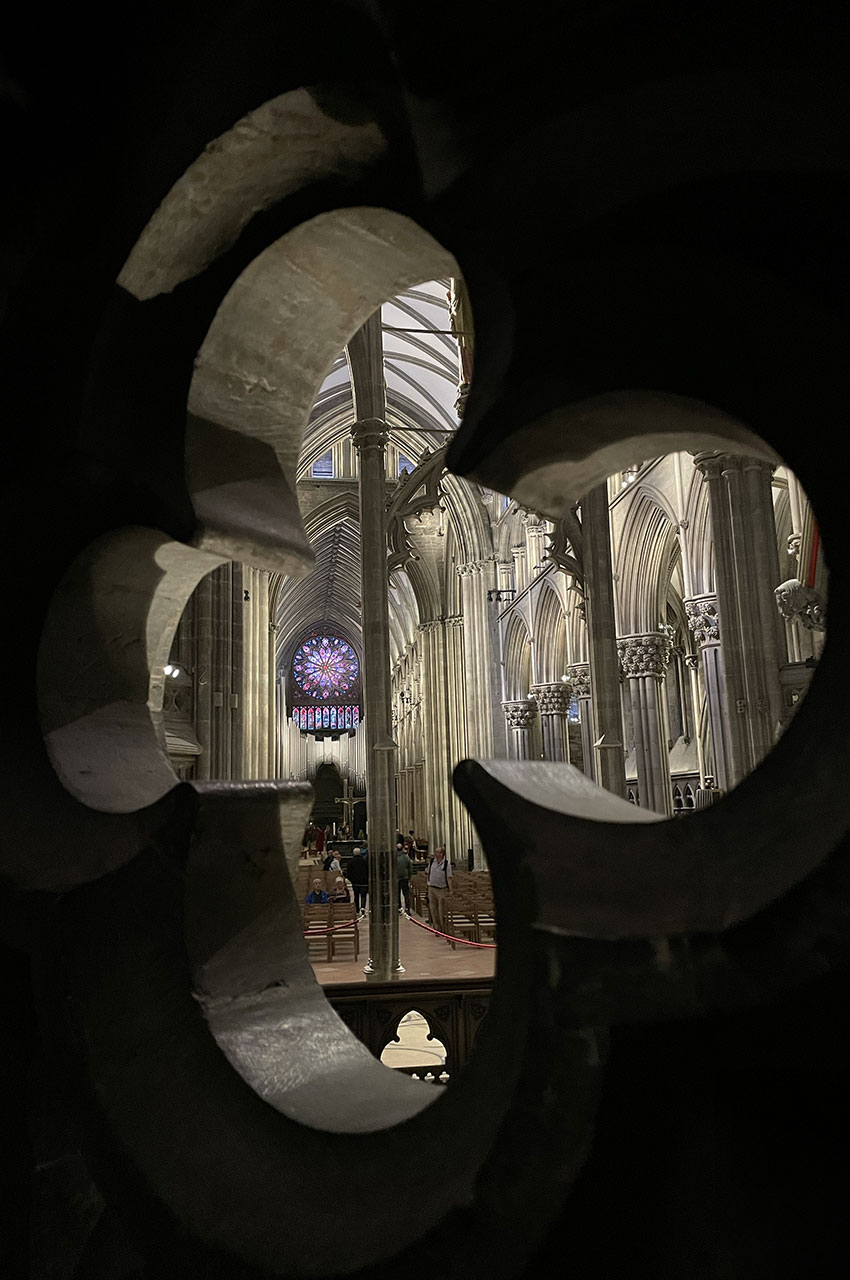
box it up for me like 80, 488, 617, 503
329, 875, 350, 902
305, 877, 329, 904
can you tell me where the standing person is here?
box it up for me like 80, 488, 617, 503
396, 842, 412, 915
426, 846, 452, 939
315, 824, 325, 855
347, 847, 369, 916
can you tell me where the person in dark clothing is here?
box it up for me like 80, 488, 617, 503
305, 878, 328, 904
396, 842, 412, 914
347, 847, 369, 915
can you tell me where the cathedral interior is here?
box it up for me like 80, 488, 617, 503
2, 3, 849, 1277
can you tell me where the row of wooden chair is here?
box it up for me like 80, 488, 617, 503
444, 896, 497, 949
409, 870, 493, 919
301, 902, 359, 962
297, 867, 351, 897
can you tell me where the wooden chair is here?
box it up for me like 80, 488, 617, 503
447, 897, 477, 948
328, 902, 359, 961
302, 904, 332, 962
474, 900, 496, 944
410, 872, 427, 916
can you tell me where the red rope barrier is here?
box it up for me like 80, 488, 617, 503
405, 912, 497, 949
302, 919, 359, 937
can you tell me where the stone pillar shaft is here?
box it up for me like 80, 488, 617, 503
617, 634, 673, 816
194, 574, 213, 780
420, 618, 469, 867
530, 683, 572, 762
502, 699, 539, 760
694, 452, 785, 784
581, 484, 626, 795
352, 419, 400, 980
685, 596, 731, 792
459, 562, 498, 863
566, 663, 594, 780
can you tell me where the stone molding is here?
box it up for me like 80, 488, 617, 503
617, 633, 672, 680
565, 663, 591, 699
530, 683, 572, 716
456, 559, 493, 577
685, 596, 721, 647
417, 615, 463, 634
502, 698, 538, 729
350, 417, 388, 452
774, 579, 827, 632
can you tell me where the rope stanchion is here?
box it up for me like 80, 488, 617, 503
405, 912, 497, 949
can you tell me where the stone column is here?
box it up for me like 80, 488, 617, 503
267, 621, 279, 777
502, 698, 539, 760
193, 574, 213, 780
230, 565, 244, 779
566, 662, 594, 779
352, 419, 401, 980
524, 513, 546, 578
511, 543, 528, 593
581, 484, 626, 796
617, 633, 673, 816
419, 617, 470, 869
200, 563, 238, 779
693, 452, 786, 784
683, 652, 708, 788
457, 562, 495, 758
685, 596, 732, 793
530, 682, 572, 762
458, 560, 502, 861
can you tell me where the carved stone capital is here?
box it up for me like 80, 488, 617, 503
530, 683, 572, 716
617, 633, 672, 680
350, 417, 388, 452
502, 698, 538, 729
787, 531, 802, 562
565, 663, 591, 699
685, 596, 721, 647
774, 579, 827, 632
691, 450, 724, 481
456, 559, 490, 578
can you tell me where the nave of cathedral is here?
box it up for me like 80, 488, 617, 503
3, 4, 849, 1277
163, 273, 826, 898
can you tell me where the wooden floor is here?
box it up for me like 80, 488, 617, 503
311, 907, 497, 987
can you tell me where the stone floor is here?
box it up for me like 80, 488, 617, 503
310, 907, 496, 987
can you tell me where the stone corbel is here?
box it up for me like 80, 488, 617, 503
774, 579, 827, 632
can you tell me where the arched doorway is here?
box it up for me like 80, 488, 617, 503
311, 761, 344, 832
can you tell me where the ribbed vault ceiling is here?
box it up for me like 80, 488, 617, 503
298, 280, 459, 477
277, 280, 460, 664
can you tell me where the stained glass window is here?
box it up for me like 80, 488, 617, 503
292, 704, 359, 732
292, 635, 359, 699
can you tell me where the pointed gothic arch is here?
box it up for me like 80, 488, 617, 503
504, 613, 533, 700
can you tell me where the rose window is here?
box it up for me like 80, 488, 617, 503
292, 636, 358, 699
